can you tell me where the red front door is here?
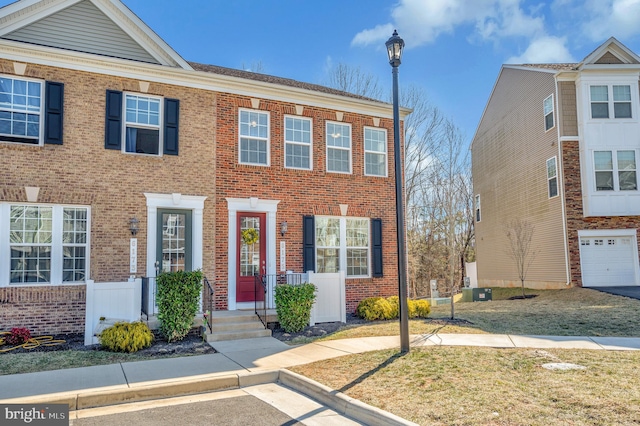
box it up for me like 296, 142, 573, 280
236, 213, 266, 303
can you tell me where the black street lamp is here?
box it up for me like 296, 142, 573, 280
386, 30, 410, 353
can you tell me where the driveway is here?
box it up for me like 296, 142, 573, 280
589, 286, 640, 300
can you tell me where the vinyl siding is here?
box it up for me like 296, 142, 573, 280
558, 81, 578, 137
2, 0, 159, 64
472, 67, 567, 288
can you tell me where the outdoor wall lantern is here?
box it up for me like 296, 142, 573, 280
280, 221, 288, 236
129, 217, 139, 236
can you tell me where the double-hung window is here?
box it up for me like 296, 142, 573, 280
590, 85, 632, 119
284, 116, 312, 169
547, 157, 558, 198
475, 195, 481, 222
543, 95, 554, 131
4, 204, 89, 285
314, 216, 370, 277
364, 127, 388, 176
594, 150, 637, 191
104, 90, 179, 156
0, 77, 41, 144
125, 94, 161, 155
239, 109, 269, 166
326, 122, 351, 173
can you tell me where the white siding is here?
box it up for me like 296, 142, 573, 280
2, 0, 159, 64
577, 74, 640, 216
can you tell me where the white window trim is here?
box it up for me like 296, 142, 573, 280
547, 156, 558, 198
315, 215, 371, 278
122, 92, 164, 157
0, 74, 45, 146
238, 108, 271, 166
593, 149, 638, 192
589, 84, 633, 120
543, 94, 555, 132
363, 126, 388, 177
1, 203, 91, 287
326, 121, 352, 174
284, 114, 313, 170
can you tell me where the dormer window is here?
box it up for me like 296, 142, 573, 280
590, 85, 632, 119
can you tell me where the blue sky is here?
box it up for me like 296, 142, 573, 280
5, 0, 640, 143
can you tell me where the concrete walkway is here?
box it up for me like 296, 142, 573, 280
2, 333, 640, 425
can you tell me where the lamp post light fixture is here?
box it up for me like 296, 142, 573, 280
386, 29, 410, 353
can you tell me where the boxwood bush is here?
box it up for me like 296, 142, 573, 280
99, 321, 153, 353
157, 269, 203, 342
275, 282, 317, 333
357, 296, 431, 320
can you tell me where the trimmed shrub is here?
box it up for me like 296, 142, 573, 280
356, 297, 394, 320
99, 321, 153, 353
275, 283, 317, 333
412, 299, 431, 318
157, 270, 204, 342
357, 297, 431, 320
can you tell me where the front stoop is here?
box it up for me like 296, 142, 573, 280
204, 310, 272, 342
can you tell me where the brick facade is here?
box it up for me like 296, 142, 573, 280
562, 140, 640, 287
0, 59, 217, 333
1, 59, 402, 332
214, 94, 402, 313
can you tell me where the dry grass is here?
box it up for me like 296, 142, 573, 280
290, 346, 640, 425
319, 287, 640, 341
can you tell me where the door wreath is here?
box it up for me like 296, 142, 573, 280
241, 228, 259, 245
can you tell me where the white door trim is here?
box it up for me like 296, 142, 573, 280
226, 197, 280, 310
144, 193, 207, 278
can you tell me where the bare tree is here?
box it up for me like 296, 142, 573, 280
241, 60, 265, 74
324, 63, 384, 100
505, 219, 536, 298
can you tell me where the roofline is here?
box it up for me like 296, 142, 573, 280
502, 65, 560, 74
0, 0, 193, 69
0, 39, 411, 119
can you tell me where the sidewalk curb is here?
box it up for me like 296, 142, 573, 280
279, 370, 419, 426
1, 369, 414, 425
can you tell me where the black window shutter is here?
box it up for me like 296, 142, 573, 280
104, 90, 122, 150
303, 215, 315, 273
372, 218, 383, 277
44, 81, 64, 145
164, 98, 179, 155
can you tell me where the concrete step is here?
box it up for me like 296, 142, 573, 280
211, 321, 266, 333
205, 328, 272, 342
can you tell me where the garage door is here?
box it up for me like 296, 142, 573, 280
580, 236, 639, 287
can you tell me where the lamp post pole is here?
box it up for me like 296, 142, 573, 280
386, 30, 409, 353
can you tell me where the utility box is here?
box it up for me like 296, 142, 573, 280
472, 288, 492, 302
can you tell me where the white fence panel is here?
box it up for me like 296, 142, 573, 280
308, 270, 345, 325
84, 278, 142, 345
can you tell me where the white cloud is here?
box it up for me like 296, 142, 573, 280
506, 36, 575, 63
352, 0, 546, 48
583, 0, 640, 40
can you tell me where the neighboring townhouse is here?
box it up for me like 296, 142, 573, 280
472, 37, 640, 290
0, 0, 408, 335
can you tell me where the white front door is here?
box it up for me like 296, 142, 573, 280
580, 234, 639, 287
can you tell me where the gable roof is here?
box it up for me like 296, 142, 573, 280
0, 0, 192, 69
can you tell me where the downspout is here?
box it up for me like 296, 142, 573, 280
555, 76, 572, 286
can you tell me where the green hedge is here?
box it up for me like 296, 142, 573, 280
275, 283, 317, 333
157, 270, 203, 342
